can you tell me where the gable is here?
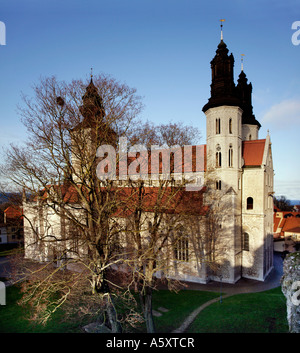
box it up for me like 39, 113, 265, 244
242, 139, 266, 166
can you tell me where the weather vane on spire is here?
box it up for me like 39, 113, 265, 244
90, 67, 93, 79
220, 19, 225, 40
241, 54, 245, 71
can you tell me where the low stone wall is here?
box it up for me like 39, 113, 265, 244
281, 252, 300, 333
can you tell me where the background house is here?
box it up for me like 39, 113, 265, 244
0, 205, 23, 245
273, 210, 300, 253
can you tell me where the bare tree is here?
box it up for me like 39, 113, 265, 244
2, 74, 143, 332
273, 195, 293, 211
1, 73, 210, 333
114, 124, 204, 333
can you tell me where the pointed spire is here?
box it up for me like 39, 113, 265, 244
241, 54, 245, 72
220, 19, 225, 41
202, 19, 240, 112
76, 73, 106, 127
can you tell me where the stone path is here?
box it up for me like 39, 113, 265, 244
153, 307, 169, 317
172, 294, 232, 333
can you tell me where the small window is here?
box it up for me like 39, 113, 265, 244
247, 197, 253, 210
216, 152, 222, 167
229, 118, 232, 134
242, 233, 249, 251
216, 180, 222, 190
216, 118, 221, 134
228, 144, 233, 167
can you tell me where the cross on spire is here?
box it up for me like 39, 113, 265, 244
220, 19, 225, 41
241, 54, 245, 71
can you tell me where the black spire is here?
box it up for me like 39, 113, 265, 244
72, 76, 117, 146
202, 39, 241, 112
236, 70, 261, 128
79, 77, 105, 125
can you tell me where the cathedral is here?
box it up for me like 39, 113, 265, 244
23, 29, 274, 284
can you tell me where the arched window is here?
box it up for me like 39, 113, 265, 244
216, 144, 221, 168
216, 152, 222, 167
216, 180, 222, 190
228, 144, 233, 167
174, 227, 189, 262
216, 118, 221, 134
249, 134, 252, 141
247, 197, 253, 210
242, 233, 249, 251
229, 118, 232, 134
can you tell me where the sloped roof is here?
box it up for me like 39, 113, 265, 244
38, 184, 207, 217
114, 186, 207, 217
4, 206, 22, 219
282, 216, 300, 233
242, 139, 266, 166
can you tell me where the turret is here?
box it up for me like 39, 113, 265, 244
236, 61, 261, 140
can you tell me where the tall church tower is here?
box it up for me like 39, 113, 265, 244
202, 22, 273, 284
202, 23, 244, 283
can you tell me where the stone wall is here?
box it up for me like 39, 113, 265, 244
281, 252, 300, 333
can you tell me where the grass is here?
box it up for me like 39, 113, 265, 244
187, 287, 289, 333
0, 285, 86, 333
151, 289, 220, 332
0, 285, 289, 333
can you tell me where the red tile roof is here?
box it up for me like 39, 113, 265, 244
4, 206, 23, 219
242, 139, 266, 166
39, 184, 207, 217
282, 216, 300, 233
114, 186, 207, 217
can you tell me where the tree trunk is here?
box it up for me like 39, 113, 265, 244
95, 271, 122, 333
105, 293, 122, 333
141, 286, 155, 333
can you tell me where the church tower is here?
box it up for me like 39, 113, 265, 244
71, 76, 117, 182
202, 22, 243, 283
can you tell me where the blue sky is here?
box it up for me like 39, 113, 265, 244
0, 0, 300, 200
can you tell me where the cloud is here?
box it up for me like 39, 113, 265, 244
275, 180, 300, 201
262, 98, 300, 127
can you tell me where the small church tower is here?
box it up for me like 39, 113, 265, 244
236, 58, 261, 141
71, 75, 117, 181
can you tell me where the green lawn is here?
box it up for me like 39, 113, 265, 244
0, 285, 85, 333
0, 285, 288, 333
187, 287, 289, 333
151, 289, 220, 332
